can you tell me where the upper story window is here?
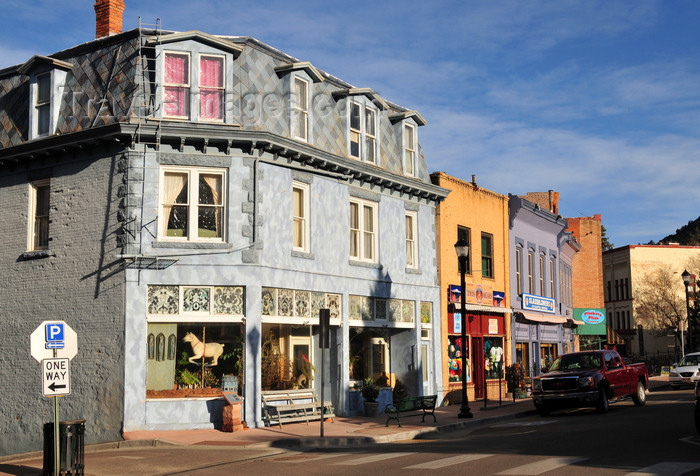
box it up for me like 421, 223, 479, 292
292, 181, 310, 252
515, 246, 522, 296
550, 257, 556, 298
292, 77, 309, 141
28, 179, 50, 251
349, 101, 378, 163
160, 166, 226, 241
527, 250, 534, 293
403, 123, 416, 176
35, 73, 51, 136
20, 55, 72, 140
405, 210, 417, 269
539, 254, 546, 295
275, 62, 323, 144
350, 198, 378, 263
164, 52, 190, 118
164, 52, 225, 121
199, 55, 224, 120
481, 232, 493, 278
457, 225, 471, 274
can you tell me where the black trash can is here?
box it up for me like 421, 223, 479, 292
42, 419, 85, 476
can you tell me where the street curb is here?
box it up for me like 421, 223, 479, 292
259, 409, 538, 449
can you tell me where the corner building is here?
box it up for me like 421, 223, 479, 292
0, 6, 448, 454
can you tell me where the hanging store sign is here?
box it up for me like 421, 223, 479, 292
522, 293, 555, 313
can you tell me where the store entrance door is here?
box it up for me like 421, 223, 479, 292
472, 337, 485, 399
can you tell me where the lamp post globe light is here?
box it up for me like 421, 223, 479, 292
455, 239, 473, 419
682, 270, 695, 353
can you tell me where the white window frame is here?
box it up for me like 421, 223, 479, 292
348, 100, 378, 163
515, 246, 522, 296
292, 76, 309, 141
405, 210, 418, 269
349, 197, 378, 263
27, 179, 50, 251
198, 54, 225, 122
539, 253, 546, 295
34, 72, 51, 137
403, 122, 416, 176
292, 181, 310, 252
163, 51, 191, 119
159, 166, 227, 242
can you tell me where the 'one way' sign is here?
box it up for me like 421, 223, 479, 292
42, 358, 71, 397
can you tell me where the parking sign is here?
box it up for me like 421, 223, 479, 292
45, 323, 65, 349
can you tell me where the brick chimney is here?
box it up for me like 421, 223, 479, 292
94, 0, 125, 38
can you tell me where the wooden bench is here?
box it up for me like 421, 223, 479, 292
261, 389, 334, 428
384, 395, 437, 427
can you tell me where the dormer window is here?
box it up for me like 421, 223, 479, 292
292, 76, 309, 141
403, 123, 416, 176
35, 73, 51, 136
163, 52, 225, 121
389, 110, 426, 177
275, 62, 323, 144
152, 31, 242, 123
200, 55, 224, 120
348, 100, 378, 163
333, 88, 386, 165
164, 53, 190, 118
19, 55, 72, 140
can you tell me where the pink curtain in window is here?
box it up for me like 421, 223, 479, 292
200, 57, 223, 119
165, 55, 189, 117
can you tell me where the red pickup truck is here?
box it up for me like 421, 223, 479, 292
531, 350, 649, 416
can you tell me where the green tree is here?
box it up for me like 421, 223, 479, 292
601, 225, 614, 251
633, 266, 686, 352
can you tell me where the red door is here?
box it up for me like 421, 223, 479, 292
472, 337, 485, 399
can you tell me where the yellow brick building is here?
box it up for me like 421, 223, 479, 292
431, 172, 511, 403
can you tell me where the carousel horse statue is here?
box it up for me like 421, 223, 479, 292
183, 332, 224, 366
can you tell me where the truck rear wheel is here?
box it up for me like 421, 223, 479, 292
632, 381, 646, 406
596, 387, 609, 413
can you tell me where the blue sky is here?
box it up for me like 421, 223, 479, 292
2, 1, 699, 248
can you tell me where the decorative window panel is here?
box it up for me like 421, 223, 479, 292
183, 287, 211, 313
295, 291, 310, 318
148, 286, 179, 314
375, 299, 388, 321
261, 288, 277, 316
402, 301, 415, 323
147, 285, 244, 317
278, 288, 294, 317
262, 288, 341, 319
420, 302, 432, 324
213, 286, 245, 315
389, 299, 402, 322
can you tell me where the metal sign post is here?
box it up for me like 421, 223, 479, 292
31, 321, 78, 476
319, 309, 330, 438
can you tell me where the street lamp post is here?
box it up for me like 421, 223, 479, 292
682, 270, 695, 353
455, 239, 473, 419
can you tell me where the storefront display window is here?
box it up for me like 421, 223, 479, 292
447, 335, 470, 383
146, 323, 243, 397
261, 324, 316, 390
540, 343, 558, 373
484, 337, 504, 379
349, 328, 389, 386
146, 284, 245, 398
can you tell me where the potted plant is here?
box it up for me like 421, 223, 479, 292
361, 377, 380, 417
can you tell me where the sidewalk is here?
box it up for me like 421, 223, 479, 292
1, 377, 668, 476
0, 397, 536, 476
121, 396, 535, 448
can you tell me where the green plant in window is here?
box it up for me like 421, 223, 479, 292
176, 368, 200, 388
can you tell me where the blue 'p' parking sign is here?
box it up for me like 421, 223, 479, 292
45, 323, 65, 349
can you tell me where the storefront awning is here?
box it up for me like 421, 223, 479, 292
514, 311, 568, 324
451, 303, 510, 314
